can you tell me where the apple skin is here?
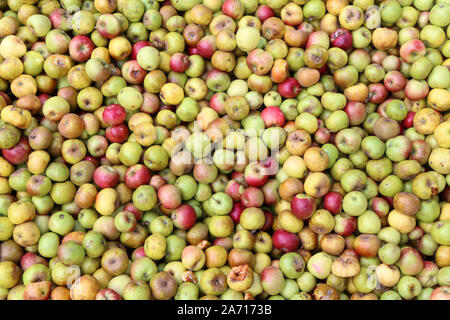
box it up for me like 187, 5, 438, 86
261, 106, 285, 127
345, 102, 366, 126
49, 8, 65, 29
323, 191, 343, 215
306, 31, 330, 49
105, 124, 130, 143
230, 202, 245, 224
261, 156, 279, 176
225, 180, 244, 202
272, 229, 300, 253
93, 165, 119, 189
170, 53, 189, 73
384, 71, 407, 92
2, 137, 31, 165
330, 28, 353, 51
262, 211, 274, 231
278, 77, 301, 99
131, 247, 147, 260
334, 214, 357, 237
96, 289, 123, 300
291, 194, 316, 220
196, 36, 216, 59
96, 14, 121, 39
240, 187, 264, 208
222, 0, 244, 20
244, 162, 268, 187
125, 164, 151, 190
102, 104, 127, 126
368, 83, 389, 104
399, 39, 426, 64
171, 204, 197, 230
209, 93, 227, 115
38, 94, 50, 105
69, 35, 95, 63
430, 287, 450, 300
188, 46, 200, 55
256, 5, 275, 22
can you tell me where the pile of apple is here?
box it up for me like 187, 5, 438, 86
0, 0, 449, 301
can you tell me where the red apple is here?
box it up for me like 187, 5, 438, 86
121, 60, 147, 85
157, 184, 181, 209
260, 156, 279, 176
170, 53, 190, 73
231, 171, 246, 186
103, 104, 127, 125
69, 35, 95, 63
188, 46, 199, 55
399, 39, 426, 64
272, 229, 300, 252
256, 5, 275, 22
96, 13, 121, 39
49, 8, 65, 29
222, 0, 244, 20
24, 281, 52, 300
384, 71, 407, 92
404, 79, 429, 101
105, 124, 129, 143
278, 77, 301, 98
262, 211, 274, 231
225, 179, 244, 202
370, 197, 389, 219
344, 101, 366, 126
368, 83, 388, 104
354, 234, 380, 258
38, 93, 50, 105
291, 194, 316, 220
196, 35, 216, 59
244, 161, 268, 187
240, 187, 264, 208
402, 111, 415, 129
171, 204, 197, 230
209, 92, 228, 115
330, 28, 353, 51
96, 289, 123, 300
125, 164, 151, 189
323, 191, 343, 215
261, 106, 286, 127
2, 137, 31, 165
314, 127, 331, 144
230, 202, 245, 224
93, 165, 119, 188
334, 214, 357, 237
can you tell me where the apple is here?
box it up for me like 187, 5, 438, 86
125, 164, 151, 189
330, 28, 353, 51
93, 165, 119, 189
272, 229, 300, 253
291, 194, 316, 220
2, 137, 31, 165
323, 191, 343, 215
69, 35, 95, 63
